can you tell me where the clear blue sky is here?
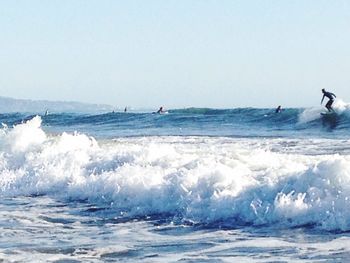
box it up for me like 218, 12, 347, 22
1, 1, 350, 108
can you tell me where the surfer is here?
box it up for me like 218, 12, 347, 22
275, 105, 282, 113
321, 89, 336, 112
157, 106, 165, 114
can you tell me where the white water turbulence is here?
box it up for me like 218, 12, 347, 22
1, 116, 350, 233
299, 98, 350, 124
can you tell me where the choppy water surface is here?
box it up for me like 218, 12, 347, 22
2, 196, 350, 262
1, 103, 350, 262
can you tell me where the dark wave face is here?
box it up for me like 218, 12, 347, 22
1, 107, 350, 138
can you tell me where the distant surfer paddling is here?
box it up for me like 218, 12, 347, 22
275, 105, 282, 113
321, 89, 336, 112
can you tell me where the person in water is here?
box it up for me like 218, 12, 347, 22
321, 89, 336, 112
275, 105, 282, 113
157, 106, 165, 114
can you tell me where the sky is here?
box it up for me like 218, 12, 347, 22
0, 0, 350, 109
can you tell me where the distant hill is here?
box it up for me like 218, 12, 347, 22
0, 96, 114, 113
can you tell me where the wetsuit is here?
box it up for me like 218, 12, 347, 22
321, 91, 336, 112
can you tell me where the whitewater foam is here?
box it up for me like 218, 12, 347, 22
1, 116, 350, 231
299, 99, 350, 125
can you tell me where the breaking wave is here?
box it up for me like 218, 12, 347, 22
1, 117, 350, 231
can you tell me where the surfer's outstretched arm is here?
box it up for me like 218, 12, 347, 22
321, 95, 325, 104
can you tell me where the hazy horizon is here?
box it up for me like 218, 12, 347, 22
0, 95, 320, 111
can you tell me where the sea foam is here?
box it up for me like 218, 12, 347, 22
1, 116, 350, 231
299, 99, 350, 124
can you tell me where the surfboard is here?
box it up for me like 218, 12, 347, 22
152, 111, 169, 115
320, 111, 336, 116
320, 111, 337, 120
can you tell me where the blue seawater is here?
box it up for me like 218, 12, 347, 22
4, 106, 350, 138
1, 105, 350, 262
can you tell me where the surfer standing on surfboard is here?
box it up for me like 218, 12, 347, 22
321, 89, 336, 112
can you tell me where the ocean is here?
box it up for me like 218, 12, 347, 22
1, 102, 350, 262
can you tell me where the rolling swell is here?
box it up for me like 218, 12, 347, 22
1, 107, 350, 138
